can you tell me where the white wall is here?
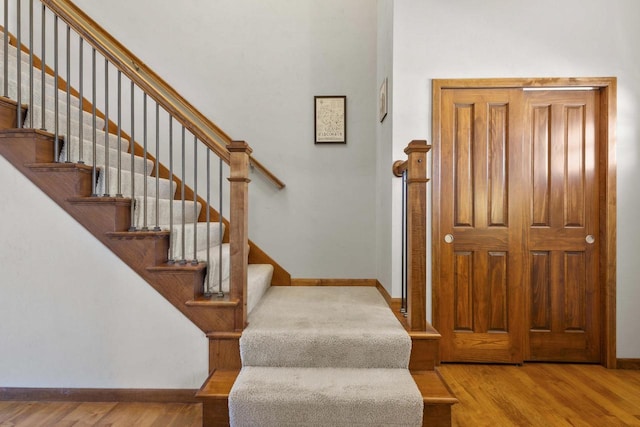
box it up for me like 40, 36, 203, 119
0, 157, 208, 388
73, 0, 379, 280
391, 0, 640, 357
376, 0, 394, 291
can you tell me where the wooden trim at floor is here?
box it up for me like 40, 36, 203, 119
0, 387, 199, 403
289, 278, 377, 287
616, 359, 640, 370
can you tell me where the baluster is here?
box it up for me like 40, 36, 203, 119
218, 156, 224, 297
53, 15, 59, 156
115, 70, 122, 197
205, 148, 211, 296
3, 0, 8, 98
28, 0, 33, 127
154, 103, 160, 231
180, 125, 186, 265
103, 58, 109, 196
401, 169, 407, 316
39, 3, 45, 130
167, 116, 174, 264
77, 37, 83, 162
192, 135, 198, 265
65, 24, 70, 162
90, 47, 96, 195
15, 0, 21, 128
141, 92, 148, 230
128, 81, 136, 231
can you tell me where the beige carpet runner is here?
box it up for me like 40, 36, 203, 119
230, 287, 423, 426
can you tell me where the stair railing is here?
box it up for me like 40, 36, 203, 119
1, 0, 281, 329
393, 140, 431, 331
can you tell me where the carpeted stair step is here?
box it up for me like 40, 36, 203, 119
24, 105, 107, 140
2, 75, 84, 113
228, 366, 423, 427
132, 197, 201, 230
166, 222, 225, 261
59, 138, 151, 176
97, 167, 176, 199
1, 47, 81, 109
240, 286, 411, 369
195, 263, 272, 316
245, 264, 273, 315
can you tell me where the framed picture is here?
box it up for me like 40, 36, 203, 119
379, 78, 388, 122
314, 96, 346, 144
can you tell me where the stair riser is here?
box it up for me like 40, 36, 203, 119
146, 271, 238, 331
240, 335, 412, 369
107, 237, 170, 271
69, 199, 132, 233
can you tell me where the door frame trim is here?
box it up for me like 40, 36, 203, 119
431, 77, 617, 368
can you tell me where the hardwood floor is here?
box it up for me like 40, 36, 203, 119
439, 364, 640, 426
2, 364, 639, 426
0, 401, 202, 426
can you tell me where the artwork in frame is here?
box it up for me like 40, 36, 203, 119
379, 77, 388, 123
314, 96, 346, 144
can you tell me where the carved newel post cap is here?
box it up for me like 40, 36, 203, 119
404, 139, 431, 155
227, 140, 253, 154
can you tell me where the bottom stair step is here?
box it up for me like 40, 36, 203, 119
229, 366, 423, 427
198, 368, 457, 427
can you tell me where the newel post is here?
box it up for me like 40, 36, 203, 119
405, 140, 431, 331
228, 140, 252, 330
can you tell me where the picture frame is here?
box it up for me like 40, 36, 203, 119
379, 78, 388, 123
314, 96, 346, 144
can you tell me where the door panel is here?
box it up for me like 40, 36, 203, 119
436, 87, 600, 363
437, 88, 525, 363
523, 90, 600, 362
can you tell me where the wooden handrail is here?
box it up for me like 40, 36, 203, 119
392, 159, 408, 177
42, 0, 285, 189
393, 140, 430, 331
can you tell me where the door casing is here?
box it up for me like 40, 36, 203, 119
431, 78, 617, 367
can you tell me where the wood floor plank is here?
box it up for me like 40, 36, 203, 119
0, 401, 202, 426
439, 364, 640, 427
55, 402, 119, 426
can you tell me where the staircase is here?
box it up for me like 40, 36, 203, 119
197, 285, 456, 426
0, 2, 456, 426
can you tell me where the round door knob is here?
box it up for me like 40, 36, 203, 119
586, 235, 595, 244
444, 234, 454, 244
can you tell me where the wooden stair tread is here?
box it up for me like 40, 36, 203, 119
25, 162, 93, 172
147, 262, 207, 272
410, 327, 441, 340
412, 370, 458, 405
68, 196, 132, 205
106, 230, 170, 240
197, 369, 239, 399
185, 296, 240, 308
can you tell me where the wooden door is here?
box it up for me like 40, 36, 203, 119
434, 85, 603, 364
523, 90, 600, 362
435, 88, 526, 363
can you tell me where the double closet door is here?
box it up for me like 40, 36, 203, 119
434, 87, 600, 363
